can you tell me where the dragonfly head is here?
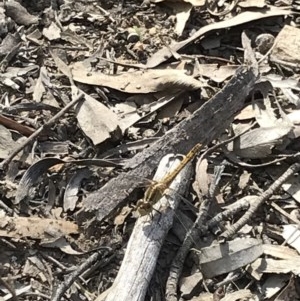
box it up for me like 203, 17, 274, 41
136, 200, 152, 216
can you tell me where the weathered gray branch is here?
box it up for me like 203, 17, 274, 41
78, 66, 259, 225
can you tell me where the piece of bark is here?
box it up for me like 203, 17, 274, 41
77, 66, 259, 226
97, 154, 193, 301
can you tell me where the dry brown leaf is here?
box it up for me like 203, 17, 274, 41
40, 237, 83, 254
33, 66, 48, 102
179, 271, 203, 298
250, 258, 300, 275
71, 66, 203, 93
0, 125, 24, 160
50, 49, 73, 80
119, 91, 185, 131
114, 206, 132, 226
227, 124, 293, 158
15, 157, 64, 204
238, 170, 251, 190
195, 158, 210, 196
194, 64, 238, 83
271, 25, 300, 65
253, 99, 278, 128
0, 212, 78, 240
1, 65, 39, 90
5, 0, 39, 25
0, 32, 21, 56
235, 104, 256, 120
61, 29, 93, 50
156, 96, 184, 120
75, 90, 122, 145
151, 0, 205, 6
172, 2, 192, 36
282, 225, 300, 254
196, 238, 263, 278
263, 244, 299, 259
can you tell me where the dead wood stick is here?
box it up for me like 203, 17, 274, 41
99, 155, 193, 301
51, 251, 104, 301
165, 199, 210, 301
0, 92, 84, 170
164, 126, 256, 300
78, 66, 259, 226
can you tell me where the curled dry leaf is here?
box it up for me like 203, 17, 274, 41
15, 157, 64, 204
63, 168, 93, 212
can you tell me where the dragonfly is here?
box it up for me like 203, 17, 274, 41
136, 143, 202, 217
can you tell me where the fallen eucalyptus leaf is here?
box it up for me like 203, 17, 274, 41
227, 124, 293, 158
75, 91, 122, 145
15, 158, 64, 204
195, 238, 263, 278
71, 66, 203, 93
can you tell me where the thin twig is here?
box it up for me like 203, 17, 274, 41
220, 162, 300, 240
0, 92, 84, 170
51, 249, 110, 301
165, 199, 210, 301
207, 199, 250, 229
164, 124, 256, 299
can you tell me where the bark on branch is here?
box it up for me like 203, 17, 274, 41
78, 66, 259, 226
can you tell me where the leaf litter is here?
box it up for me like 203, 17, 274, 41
0, 1, 300, 300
